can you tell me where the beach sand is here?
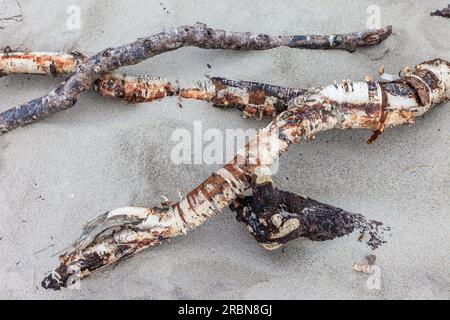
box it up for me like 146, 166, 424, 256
0, 0, 449, 299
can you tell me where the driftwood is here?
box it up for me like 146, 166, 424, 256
0, 23, 393, 134
0, 49, 302, 116
42, 59, 450, 290
431, 5, 450, 18
0, 50, 178, 103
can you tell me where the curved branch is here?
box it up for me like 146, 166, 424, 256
0, 23, 392, 135
42, 59, 450, 290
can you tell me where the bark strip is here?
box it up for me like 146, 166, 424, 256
0, 23, 392, 134
42, 59, 450, 290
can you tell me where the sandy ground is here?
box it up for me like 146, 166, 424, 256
0, 0, 449, 300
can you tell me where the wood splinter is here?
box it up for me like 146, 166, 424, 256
42, 59, 450, 290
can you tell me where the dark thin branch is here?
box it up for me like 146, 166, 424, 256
0, 23, 392, 135
431, 4, 450, 18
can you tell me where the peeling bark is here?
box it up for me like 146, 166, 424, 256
431, 4, 450, 18
0, 23, 392, 134
0, 0, 23, 30
0, 51, 298, 110
0, 50, 178, 103
42, 59, 450, 290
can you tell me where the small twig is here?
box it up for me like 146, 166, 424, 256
0, 23, 392, 135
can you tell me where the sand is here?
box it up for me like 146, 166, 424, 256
0, 0, 449, 299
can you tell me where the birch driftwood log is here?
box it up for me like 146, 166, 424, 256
0, 23, 392, 134
42, 59, 450, 290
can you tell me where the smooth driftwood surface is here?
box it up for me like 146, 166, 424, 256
431, 5, 450, 18
42, 59, 450, 290
0, 23, 393, 134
